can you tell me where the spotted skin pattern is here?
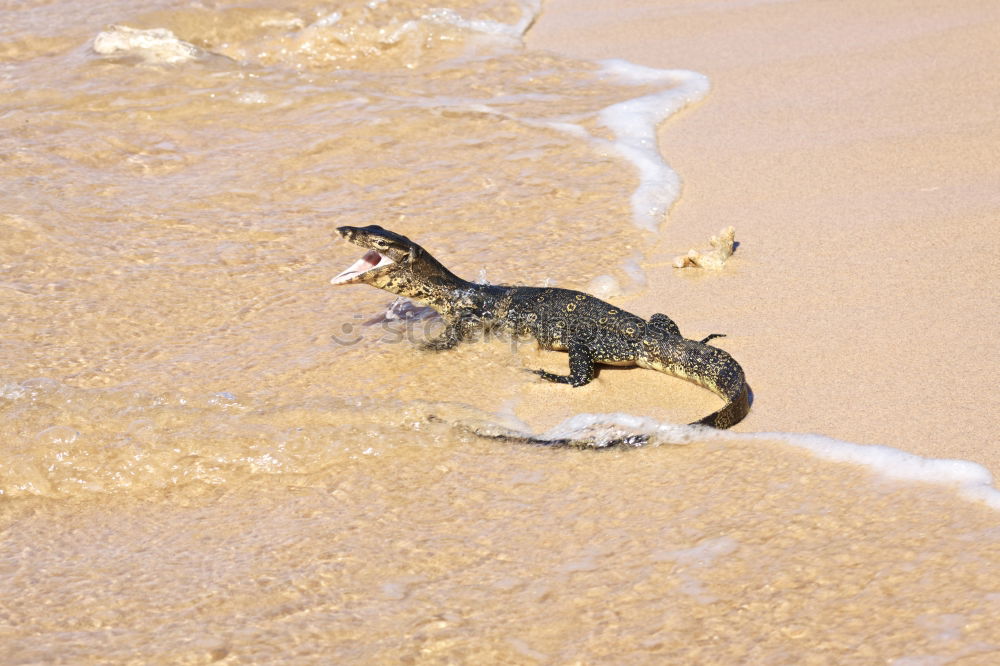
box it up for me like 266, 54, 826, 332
334, 225, 750, 437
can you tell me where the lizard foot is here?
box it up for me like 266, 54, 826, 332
420, 336, 459, 351
528, 369, 589, 387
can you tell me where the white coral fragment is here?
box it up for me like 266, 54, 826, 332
93, 25, 201, 64
673, 226, 736, 270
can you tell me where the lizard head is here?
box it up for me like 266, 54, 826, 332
331, 225, 463, 296
331, 225, 415, 287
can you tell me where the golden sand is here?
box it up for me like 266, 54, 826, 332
528, 0, 1000, 471
2, 0, 999, 662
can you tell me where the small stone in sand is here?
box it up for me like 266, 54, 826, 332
673, 226, 736, 270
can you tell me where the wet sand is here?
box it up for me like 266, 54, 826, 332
3, 1, 1000, 662
527, 0, 1000, 472
6, 438, 1000, 664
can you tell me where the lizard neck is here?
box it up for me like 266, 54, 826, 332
369, 255, 507, 322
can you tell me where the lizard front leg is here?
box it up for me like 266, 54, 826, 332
531, 344, 596, 387
421, 319, 463, 351
421, 314, 486, 351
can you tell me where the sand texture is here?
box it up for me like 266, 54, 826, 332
527, 0, 1000, 472
3, 1, 1000, 661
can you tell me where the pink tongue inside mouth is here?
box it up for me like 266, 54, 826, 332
330, 250, 391, 285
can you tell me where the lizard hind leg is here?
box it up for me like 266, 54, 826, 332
648, 313, 681, 338
530, 345, 596, 387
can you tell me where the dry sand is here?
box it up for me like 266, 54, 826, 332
526, 0, 1000, 472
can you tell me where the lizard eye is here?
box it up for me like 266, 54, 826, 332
372, 239, 389, 250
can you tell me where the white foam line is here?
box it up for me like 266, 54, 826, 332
525, 411, 1000, 510
753, 431, 1000, 510
384, 54, 705, 237
596, 60, 710, 231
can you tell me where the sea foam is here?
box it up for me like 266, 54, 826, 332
596, 60, 710, 231
514, 411, 1000, 510
762, 432, 1000, 510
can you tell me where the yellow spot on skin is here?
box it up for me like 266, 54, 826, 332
625, 327, 635, 336
598, 317, 607, 324
575, 294, 586, 301
566, 303, 576, 312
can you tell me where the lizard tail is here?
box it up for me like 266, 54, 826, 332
459, 336, 751, 448
691, 373, 750, 429
642, 336, 751, 429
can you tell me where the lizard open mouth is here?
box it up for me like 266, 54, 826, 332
330, 249, 395, 285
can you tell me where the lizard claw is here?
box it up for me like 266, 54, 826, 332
528, 368, 576, 384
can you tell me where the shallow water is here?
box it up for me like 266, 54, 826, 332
2, 0, 999, 662
1, 0, 707, 497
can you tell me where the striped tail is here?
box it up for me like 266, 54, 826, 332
692, 374, 750, 429
640, 335, 751, 429
459, 335, 750, 449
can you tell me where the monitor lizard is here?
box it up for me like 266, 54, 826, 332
330, 225, 750, 445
